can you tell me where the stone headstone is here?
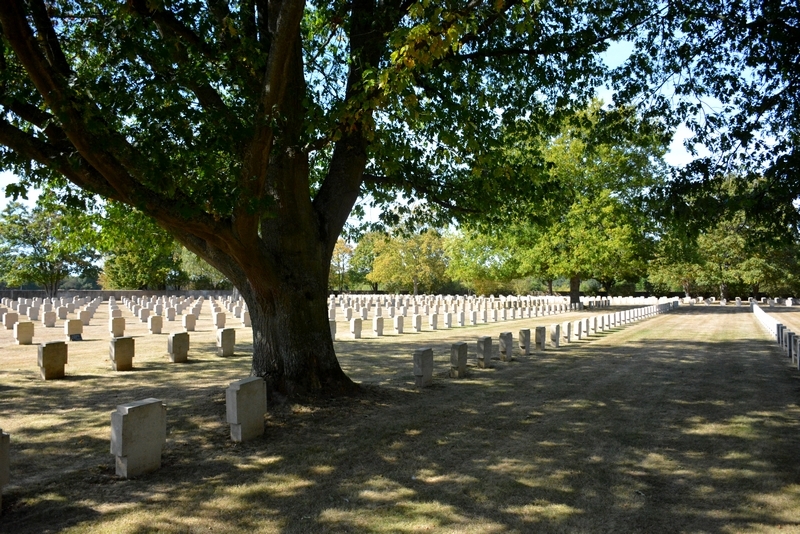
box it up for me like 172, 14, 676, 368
477, 336, 492, 368
226, 377, 267, 442
413, 348, 434, 387
350, 318, 362, 339
372, 316, 384, 336
450, 342, 467, 378
534, 326, 547, 350
214, 312, 226, 329
110, 398, 166, 478
518, 329, 531, 355
168, 332, 190, 363
14, 321, 34, 345
109, 317, 125, 338
2, 312, 18, 330
64, 319, 83, 341
498, 332, 513, 362
412, 314, 422, 333
0, 429, 8, 513
110, 337, 135, 371
562, 321, 572, 343
217, 328, 235, 356
38, 341, 68, 379
393, 315, 404, 334
182, 314, 196, 332
148, 315, 163, 335
550, 324, 561, 348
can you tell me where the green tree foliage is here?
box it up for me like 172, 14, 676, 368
507, 102, 667, 300
617, 0, 800, 236
649, 213, 800, 299
0, 197, 98, 296
329, 238, 353, 292
98, 203, 183, 290
367, 230, 449, 295
444, 229, 517, 295
349, 232, 382, 292
179, 248, 232, 290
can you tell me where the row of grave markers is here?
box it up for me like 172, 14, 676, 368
752, 302, 800, 372
333, 300, 590, 340
1, 294, 252, 347
413, 300, 681, 387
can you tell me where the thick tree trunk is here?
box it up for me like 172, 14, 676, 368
213, 232, 357, 398
248, 283, 355, 400
569, 275, 581, 305
547, 279, 554, 295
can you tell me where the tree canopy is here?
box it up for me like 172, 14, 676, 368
0, 195, 98, 296
367, 230, 449, 295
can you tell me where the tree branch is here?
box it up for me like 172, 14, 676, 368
28, 0, 71, 75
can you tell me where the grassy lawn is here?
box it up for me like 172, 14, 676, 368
1, 303, 799, 533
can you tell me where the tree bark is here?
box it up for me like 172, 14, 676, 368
569, 275, 581, 305
240, 265, 356, 400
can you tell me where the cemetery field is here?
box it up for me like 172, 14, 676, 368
2, 305, 800, 533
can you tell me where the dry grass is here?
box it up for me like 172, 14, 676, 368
1, 303, 800, 533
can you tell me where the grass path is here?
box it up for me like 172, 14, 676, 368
1, 305, 799, 533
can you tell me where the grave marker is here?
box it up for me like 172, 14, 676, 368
477, 336, 492, 368
450, 342, 468, 378
499, 332, 513, 361
0, 429, 8, 514
110, 398, 166, 478
168, 332, 190, 363
518, 329, 531, 355
217, 328, 235, 356
413, 348, 434, 387
14, 321, 34, 345
38, 341, 68, 379
226, 377, 267, 442
110, 337, 135, 371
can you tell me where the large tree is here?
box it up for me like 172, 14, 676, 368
0, 0, 689, 396
0, 197, 99, 297
98, 202, 184, 290
367, 230, 449, 295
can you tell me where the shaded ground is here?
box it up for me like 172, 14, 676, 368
1, 304, 799, 533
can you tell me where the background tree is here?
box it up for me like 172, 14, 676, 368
349, 231, 382, 292
502, 102, 667, 301
179, 248, 232, 290
329, 238, 353, 292
649, 211, 800, 299
444, 229, 517, 295
618, 0, 800, 238
367, 230, 449, 295
0, 196, 98, 296
98, 202, 184, 290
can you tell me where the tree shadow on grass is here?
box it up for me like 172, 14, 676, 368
3, 309, 800, 533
